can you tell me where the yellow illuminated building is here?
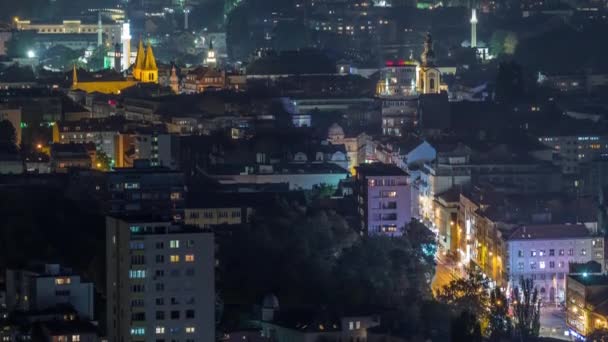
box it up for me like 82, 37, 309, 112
417, 33, 442, 95
71, 39, 158, 94
567, 274, 608, 338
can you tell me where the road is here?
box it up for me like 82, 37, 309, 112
539, 306, 572, 341
432, 253, 461, 293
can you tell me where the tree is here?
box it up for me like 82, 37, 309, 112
0, 120, 17, 153
512, 277, 541, 342
95, 150, 113, 171
87, 45, 109, 71
5, 30, 36, 58
504, 32, 518, 55
495, 61, 524, 103
437, 266, 491, 320
588, 329, 608, 342
489, 287, 511, 341
451, 310, 483, 342
489, 30, 508, 56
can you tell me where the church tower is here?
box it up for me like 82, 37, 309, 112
169, 65, 179, 94
133, 40, 158, 83
141, 41, 158, 83
133, 40, 145, 81
416, 33, 441, 94
204, 38, 217, 67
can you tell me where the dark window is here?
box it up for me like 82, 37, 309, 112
171, 311, 180, 319
156, 311, 165, 320
186, 310, 195, 319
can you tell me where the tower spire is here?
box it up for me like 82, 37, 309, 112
420, 32, 435, 67
97, 12, 103, 46
72, 64, 78, 87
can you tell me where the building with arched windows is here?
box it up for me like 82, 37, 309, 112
416, 33, 441, 95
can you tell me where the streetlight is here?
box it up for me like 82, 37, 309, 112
27, 50, 36, 58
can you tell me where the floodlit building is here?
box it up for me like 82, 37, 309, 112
355, 163, 412, 236
566, 274, 608, 338
106, 217, 215, 342
508, 224, 604, 303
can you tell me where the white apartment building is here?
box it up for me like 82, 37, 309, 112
6, 264, 94, 319
507, 224, 604, 303
106, 217, 215, 342
355, 163, 412, 236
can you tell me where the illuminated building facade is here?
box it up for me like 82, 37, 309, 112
327, 123, 372, 174
458, 192, 506, 287
376, 60, 417, 97
121, 22, 131, 71
106, 217, 215, 342
182, 67, 225, 94
15, 18, 122, 46
566, 274, 608, 338
508, 225, 603, 303
71, 39, 158, 94
355, 163, 412, 236
204, 39, 217, 67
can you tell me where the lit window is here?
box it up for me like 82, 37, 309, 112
356, 321, 361, 329
185, 327, 196, 333
170, 255, 180, 263
129, 270, 146, 279
185, 254, 195, 262
170, 240, 180, 249
155, 326, 165, 334
72, 335, 80, 342
130, 327, 145, 336
349, 321, 354, 330
539, 261, 545, 269
55, 277, 71, 285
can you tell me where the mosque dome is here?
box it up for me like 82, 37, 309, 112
328, 123, 345, 140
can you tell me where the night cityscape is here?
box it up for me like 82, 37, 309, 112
2, 0, 608, 341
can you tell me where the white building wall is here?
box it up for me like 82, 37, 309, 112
508, 238, 595, 302
366, 175, 412, 236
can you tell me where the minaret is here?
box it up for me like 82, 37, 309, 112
170, 65, 179, 94
120, 22, 131, 71
470, 9, 478, 49
97, 12, 103, 47
184, 6, 192, 30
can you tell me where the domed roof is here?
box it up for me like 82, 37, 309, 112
262, 294, 280, 309
328, 123, 345, 138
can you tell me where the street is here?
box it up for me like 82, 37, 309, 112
432, 252, 461, 293
539, 305, 572, 341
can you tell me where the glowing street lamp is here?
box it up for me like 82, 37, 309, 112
27, 50, 36, 58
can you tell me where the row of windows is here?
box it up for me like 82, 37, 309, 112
188, 210, 241, 219
518, 260, 565, 271
368, 179, 398, 187
129, 240, 196, 251
154, 309, 196, 320
517, 248, 586, 257
155, 326, 196, 334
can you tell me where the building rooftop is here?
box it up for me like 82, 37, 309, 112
569, 274, 608, 287
508, 224, 591, 241
41, 320, 99, 335
355, 163, 408, 177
